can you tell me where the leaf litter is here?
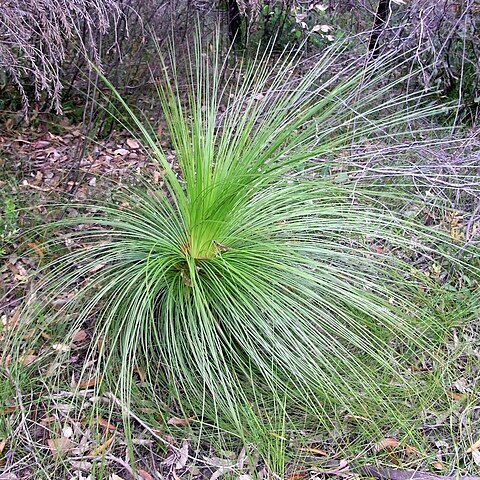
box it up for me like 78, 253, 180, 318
1, 122, 480, 478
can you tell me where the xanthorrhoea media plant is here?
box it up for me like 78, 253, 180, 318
9, 37, 479, 440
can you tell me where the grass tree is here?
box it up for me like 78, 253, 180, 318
5, 35, 479, 462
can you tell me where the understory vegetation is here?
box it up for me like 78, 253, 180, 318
1, 2, 479, 480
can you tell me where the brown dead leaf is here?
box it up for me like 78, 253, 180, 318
153, 170, 162, 184
72, 330, 88, 343
0, 439, 6, 455
52, 343, 70, 352
213, 241, 232, 252
374, 438, 400, 452
34, 171, 43, 184
156, 123, 163, 139
175, 440, 189, 470
139, 407, 156, 414
47, 437, 72, 454
138, 470, 154, 480
97, 417, 117, 431
27, 242, 44, 259
134, 366, 146, 382
40, 416, 56, 426
404, 444, 420, 456
432, 462, 444, 470
0, 354, 12, 368
287, 475, 305, 480
6, 308, 20, 329
113, 148, 129, 156
467, 438, 480, 453
313, 459, 350, 478
20, 352, 37, 366
167, 416, 194, 426
88, 435, 115, 457
89, 264, 106, 273
78, 377, 96, 389
298, 447, 328, 456
447, 391, 464, 401
126, 138, 140, 149
70, 460, 92, 472
0, 406, 17, 415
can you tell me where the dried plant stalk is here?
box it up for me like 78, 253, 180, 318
0, 0, 120, 113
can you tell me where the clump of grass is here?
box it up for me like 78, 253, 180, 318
5, 36, 479, 459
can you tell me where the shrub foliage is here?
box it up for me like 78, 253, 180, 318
10, 38, 479, 439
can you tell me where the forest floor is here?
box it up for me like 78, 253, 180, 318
1, 117, 480, 480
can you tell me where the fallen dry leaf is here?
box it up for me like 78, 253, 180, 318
139, 407, 156, 414
287, 475, 305, 480
88, 435, 115, 457
27, 242, 44, 258
167, 416, 194, 426
40, 416, 56, 426
298, 447, 328, 456
138, 469, 154, 480
52, 343, 70, 352
467, 437, 480, 453
432, 462, 444, 470
447, 391, 464, 401
97, 417, 117, 431
153, 170, 162, 184
126, 138, 140, 149
20, 352, 37, 366
70, 460, 92, 472
134, 366, 146, 382
175, 440, 189, 470
313, 459, 350, 478
89, 264, 106, 273
78, 377, 96, 388
0, 354, 12, 368
404, 444, 420, 456
374, 438, 400, 452
0, 439, 6, 455
6, 308, 20, 329
72, 330, 88, 343
113, 148, 129, 156
47, 436, 72, 454
0, 407, 17, 415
